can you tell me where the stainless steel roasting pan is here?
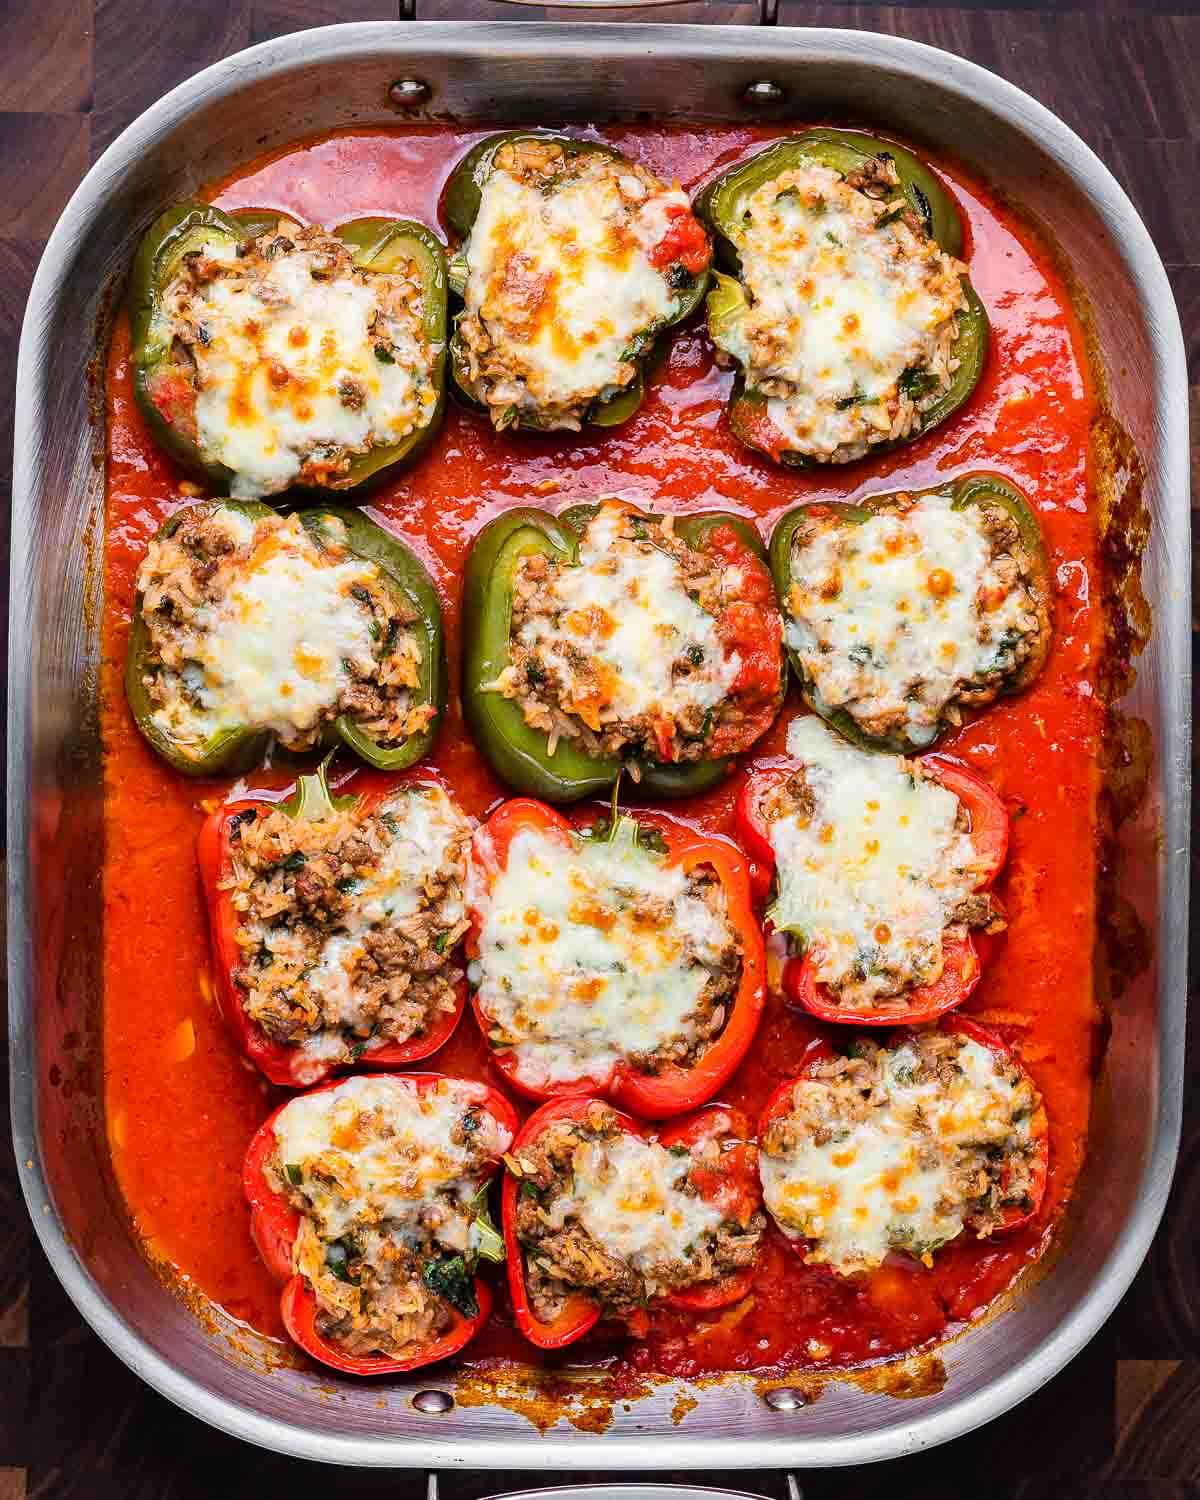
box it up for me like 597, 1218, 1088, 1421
9, 19, 1189, 1471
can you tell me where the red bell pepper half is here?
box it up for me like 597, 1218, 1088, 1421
198, 764, 468, 1087
502, 1096, 762, 1349
466, 798, 765, 1118
759, 1018, 1049, 1265
243, 1071, 518, 1376
690, 520, 785, 767
656, 1104, 762, 1311
950, 1018, 1049, 1234
735, 750, 1009, 1026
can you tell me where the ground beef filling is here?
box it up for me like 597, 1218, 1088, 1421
490, 505, 758, 767
787, 493, 1051, 745
153, 221, 437, 491
762, 763, 1005, 1008
226, 786, 470, 1069
268, 1078, 510, 1359
137, 508, 434, 753
454, 137, 702, 431
760, 1033, 1043, 1272
510, 1101, 764, 1323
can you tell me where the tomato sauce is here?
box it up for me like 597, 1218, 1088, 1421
100, 124, 1103, 1378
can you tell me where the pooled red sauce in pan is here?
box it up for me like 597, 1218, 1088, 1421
101, 123, 1102, 1378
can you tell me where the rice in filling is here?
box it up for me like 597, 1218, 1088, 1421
488, 501, 749, 766
759, 1032, 1043, 1274
786, 490, 1050, 745
712, 156, 969, 463
227, 780, 471, 1081
468, 815, 742, 1090
152, 221, 439, 497
454, 137, 706, 431
268, 1075, 512, 1359
766, 716, 1005, 1008
136, 507, 434, 756
511, 1100, 763, 1322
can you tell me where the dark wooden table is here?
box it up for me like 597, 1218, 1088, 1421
1, 2, 1196, 1495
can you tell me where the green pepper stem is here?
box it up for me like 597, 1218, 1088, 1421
606, 811, 642, 859
466, 1184, 505, 1267
608, 773, 622, 831
285, 753, 357, 822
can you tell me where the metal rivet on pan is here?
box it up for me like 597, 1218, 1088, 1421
389, 78, 431, 108
412, 1389, 454, 1413
743, 79, 786, 106
763, 1386, 807, 1411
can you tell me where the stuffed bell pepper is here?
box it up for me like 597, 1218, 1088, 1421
463, 497, 785, 801
758, 1020, 1049, 1274
736, 715, 1008, 1025
466, 798, 764, 1117
770, 473, 1053, 753
694, 130, 989, 466
244, 1072, 516, 1373
126, 500, 445, 776
443, 131, 711, 432
502, 1096, 763, 1349
129, 203, 447, 498
199, 761, 473, 1086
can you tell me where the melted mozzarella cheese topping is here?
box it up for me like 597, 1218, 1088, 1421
469, 819, 731, 1090
148, 512, 379, 746
517, 505, 740, 725
464, 163, 680, 412
295, 785, 469, 1066
760, 1039, 1031, 1272
272, 1075, 510, 1250
183, 238, 434, 498
770, 717, 984, 999
787, 493, 1034, 745
542, 1131, 723, 1291
714, 164, 966, 461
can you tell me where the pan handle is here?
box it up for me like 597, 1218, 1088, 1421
399, 0, 778, 23
421, 1473, 806, 1499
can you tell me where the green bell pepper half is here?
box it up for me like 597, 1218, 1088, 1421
443, 132, 709, 432
463, 503, 776, 802
125, 500, 446, 777
694, 131, 989, 468
769, 471, 1052, 753
128, 203, 448, 499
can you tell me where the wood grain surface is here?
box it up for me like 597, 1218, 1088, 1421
0, 1, 1196, 1495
